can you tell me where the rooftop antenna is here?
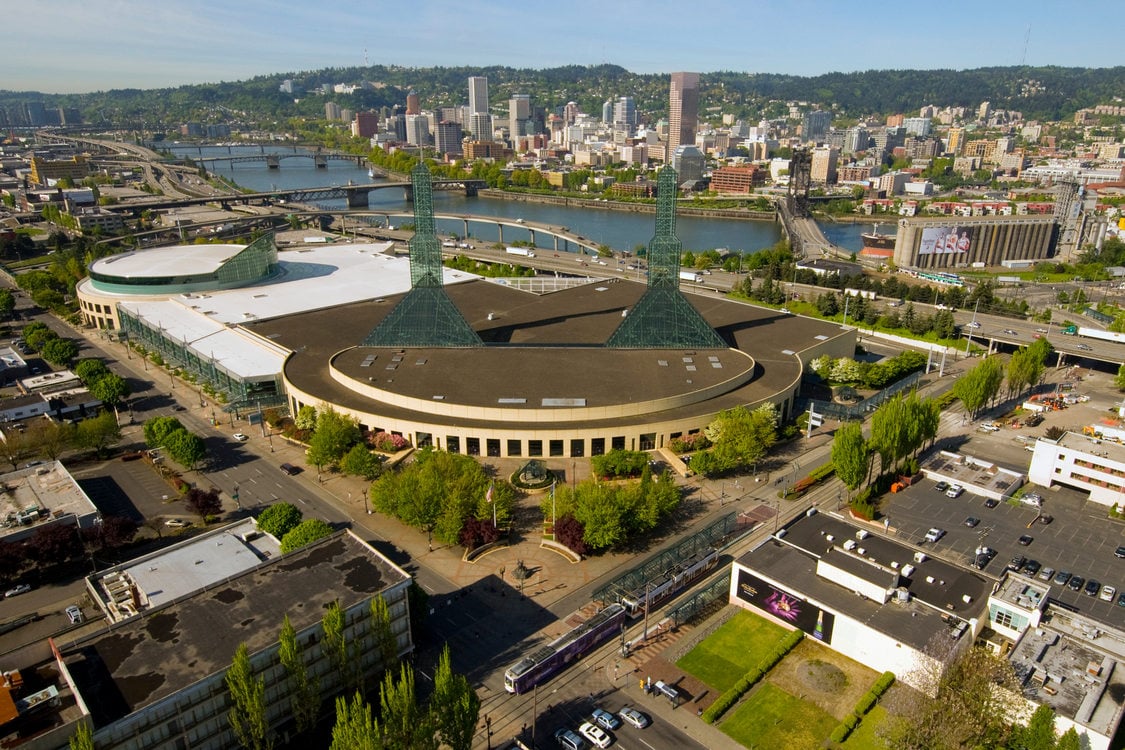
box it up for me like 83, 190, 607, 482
1020, 24, 1031, 66
364, 47, 369, 67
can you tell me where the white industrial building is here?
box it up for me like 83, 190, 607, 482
1028, 432, 1125, 509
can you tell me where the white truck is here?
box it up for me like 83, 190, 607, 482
506, 246, 535, 258
680, 270, 703, 283
1077, 327, 1125, 344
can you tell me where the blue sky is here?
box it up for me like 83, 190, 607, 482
7, 0, 1122, 94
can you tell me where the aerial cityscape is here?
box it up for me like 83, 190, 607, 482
2, 12, 1125, 750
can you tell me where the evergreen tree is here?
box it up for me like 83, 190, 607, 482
225, 643, 273, 750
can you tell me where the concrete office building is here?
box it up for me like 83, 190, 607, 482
810, 146, 839, 185
468, 76, 489, 115
469, 113, 493, 142
509, 94, 530, 142
802, 111, 832, 142
58, 528, 413, 750
1028, 432, 1125, 509
434, 120, 464, 157
667, 72, 699, 157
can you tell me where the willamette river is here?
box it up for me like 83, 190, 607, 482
166, 144, 879, 256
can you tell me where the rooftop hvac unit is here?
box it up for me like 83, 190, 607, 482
894, 587, 911, 602
890, 561, 899, 569
857, 547, 866, 556
914, 552, 927, 563
901, 564, 915, 578
843, 539, 857, 551
806, 507, 818, 517
925, 575, 935, 583
856, 530, 869, 540
825, 534, 835, 543
775, 529, 787, 539
962, 594, 973, 604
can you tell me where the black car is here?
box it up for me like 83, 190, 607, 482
1084, 579, 1101, 597
1006, 555, 1027, 572
1018, 535, 1034, 546
1116, 546, 1125, 559
963, 516, 980, 528
984, 498, 999, 509
973, 547, 996, 570
934, 481, 949, 493
1023, 560, 1041, 576
1037, 514, 1054, 525
1068, 575, 1085, 592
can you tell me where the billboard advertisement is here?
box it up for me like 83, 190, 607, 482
735, 568, 835, 643
919, 225, 973, 255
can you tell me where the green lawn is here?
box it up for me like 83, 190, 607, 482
720, 682, 837, 750
842, 704, 891, 750
676, 610, 787, 692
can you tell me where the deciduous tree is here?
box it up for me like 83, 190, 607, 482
41, 337, 80, 368
225, 643, 274, 750
164, 428, 207, 469
184, 488, 223, 522
280, 519, 334, 553
330, 692, 382, 750
73, 411, 121, 458
278, 615, 320, 735
143, 416, 184, 448
430, 645, 479, 750
256, 502, 302, 539
832, 421, 869, 495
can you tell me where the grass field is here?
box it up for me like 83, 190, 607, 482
676, 610, 787, 692
842, 704, 891, 749
720, 682, 837, 750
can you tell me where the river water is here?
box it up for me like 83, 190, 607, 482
166, 144, 875, 255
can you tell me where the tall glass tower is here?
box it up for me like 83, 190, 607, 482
668, 72, 699, 155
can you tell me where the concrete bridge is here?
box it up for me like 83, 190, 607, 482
199, 152, 366, 169
340, 212, 603, 255
775, 198, 839, 258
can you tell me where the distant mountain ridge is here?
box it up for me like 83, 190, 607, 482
2, 64, 1123, 127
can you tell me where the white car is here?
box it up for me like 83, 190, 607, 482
5, 584, 32, 598
65, 605, 84, 624
232, 433, 249, 442
1101, 585, 1116, 602
945, 484, 964, 498
165, 518, 190, 528
924, 527, 945, 543
578, 722, 611, 749
618, 707, 649, 729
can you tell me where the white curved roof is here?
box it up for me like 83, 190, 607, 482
90, 244, 246, 278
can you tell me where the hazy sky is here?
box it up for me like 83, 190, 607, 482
7, 0, 1122, 94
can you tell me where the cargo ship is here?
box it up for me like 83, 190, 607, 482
859, 224, 896, 260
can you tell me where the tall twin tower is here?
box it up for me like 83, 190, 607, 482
363, 163, 724, 350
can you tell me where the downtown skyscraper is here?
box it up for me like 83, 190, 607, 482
468, 76, 489, 115
667, 72, 699, 156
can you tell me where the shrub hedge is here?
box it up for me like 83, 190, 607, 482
826, 671, 896, 743
700, 629, 805, 725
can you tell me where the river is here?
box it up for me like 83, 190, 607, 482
165, 144, 878, 255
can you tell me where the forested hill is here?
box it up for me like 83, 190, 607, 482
2, 64, 1123, 126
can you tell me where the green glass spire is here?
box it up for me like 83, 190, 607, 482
363, 164, 481, 347
606, 166, 726, 349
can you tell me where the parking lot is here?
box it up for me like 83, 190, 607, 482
884, 471, 1124, 621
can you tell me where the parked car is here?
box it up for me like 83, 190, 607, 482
1037, 514, 1054, 525
591, 709, 620, 731
1067, 576, 1085, 592
984, 498, 999, 509
1054, 570, 1072, 586
578, 722, 611, 749
946, 484, 964, 498
973, 547, 996, 570
554, 728, 585, 750
1038, 566, 1055, 582
280, 462, 302, 476
1023, 560, 1041, 577
1115, 545, 1125, 559
1117, 592, 1125, 608
933, 481, 949, 493
165, 518, 190, 528
4, 584, 31, 598
924, 527, 945, 543
65, 605, 83, 624
1018, 535, 1034, 546
963, 516, 980, 528
1006, 555, 1027, 572
1084, 579, 1101, 597
232, 433, 249, 442
1100, 585, 1116, 602
618, 708, 649, 729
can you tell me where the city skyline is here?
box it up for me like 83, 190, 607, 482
6, 0, 1124, 95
